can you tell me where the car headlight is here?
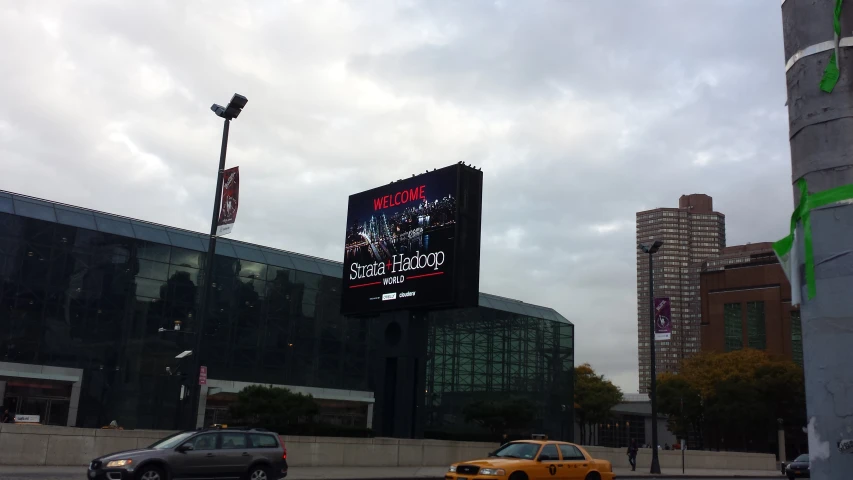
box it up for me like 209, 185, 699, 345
106, 459, 133, 468
479, 468, 506, 476
448, 466, 457, 472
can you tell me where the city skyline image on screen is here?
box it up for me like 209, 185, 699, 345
341, 165, 471, 315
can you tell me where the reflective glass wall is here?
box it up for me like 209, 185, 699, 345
425, 305, 574, 441
0, 209, 372, 429
0, 193, 574, 437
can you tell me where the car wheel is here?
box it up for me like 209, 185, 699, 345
137, 465, 166, 480
584, 473, 601, 480
248, 464, 271, 480
508, 472, 528, 480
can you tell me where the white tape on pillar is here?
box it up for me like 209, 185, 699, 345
786, 37, 853, 72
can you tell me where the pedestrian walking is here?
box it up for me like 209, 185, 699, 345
627, 439, 638, 471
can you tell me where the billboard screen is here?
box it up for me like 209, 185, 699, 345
341, 164, 482, 316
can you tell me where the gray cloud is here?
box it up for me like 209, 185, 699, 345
0, 0, 792, 392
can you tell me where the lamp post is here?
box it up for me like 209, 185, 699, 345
639, 239, 664, 474
186, 93, 248, 430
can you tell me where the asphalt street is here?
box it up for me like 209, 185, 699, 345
0, 466, 785, 480
0, 469, 784, 480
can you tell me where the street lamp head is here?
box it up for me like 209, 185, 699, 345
639, 240, 664, 254
210, 93, 248, 120
210, 104, 227, 117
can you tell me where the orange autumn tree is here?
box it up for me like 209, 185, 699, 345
679, 349, 776, 398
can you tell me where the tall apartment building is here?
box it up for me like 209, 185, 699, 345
636, 194, 725, 393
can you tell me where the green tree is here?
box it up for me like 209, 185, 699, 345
574, 363, 623, 445
658, 349, 807, 453
463, 397, 537, 436
657, 374, 703, 442
229, 385, 319, 433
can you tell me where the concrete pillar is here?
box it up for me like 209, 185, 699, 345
195, 385, 209, 429
779, 428, 787, 464
0, 381, 6, 405
68, 381, 81, 427
781, 1, 853, 478
366, 403, 374, 430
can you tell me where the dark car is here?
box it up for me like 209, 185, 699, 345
785, 453, 809, 479
87, 427, 288, 480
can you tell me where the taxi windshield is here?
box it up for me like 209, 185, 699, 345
493, 442, 541, 460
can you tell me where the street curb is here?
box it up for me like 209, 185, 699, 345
295, 477, 781, 480
616, 476, 782, 479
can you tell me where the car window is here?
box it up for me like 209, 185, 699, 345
185, 433, 218, 451
492, 442, 541, 460
250, 434, 279, 448
794, 454, 809, 462
220, 433, 248, 449
150, 431, 196, 450
539, 444, 559, 461
558, 444, 585, 461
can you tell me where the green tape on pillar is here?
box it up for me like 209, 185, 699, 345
773, 178, 853, 302
820, 0, 843, 93
820, 53, 840, 93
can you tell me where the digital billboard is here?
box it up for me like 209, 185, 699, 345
341, 163, 483, 316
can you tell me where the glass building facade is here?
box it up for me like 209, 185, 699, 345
0, 191, 573, 439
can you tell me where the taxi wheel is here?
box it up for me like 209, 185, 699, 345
584, 473, 601, 480
509, 471, 528, 480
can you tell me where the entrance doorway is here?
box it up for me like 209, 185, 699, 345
2, 379, 73, 426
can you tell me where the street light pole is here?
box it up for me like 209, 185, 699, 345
640, 240, 663, 474
186, 94, 248, 430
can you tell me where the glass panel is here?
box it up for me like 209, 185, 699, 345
131, 223, 171, 244
288, 255, 322, 275
791, 310, 803, 367
215, 240, 238, 258
55, 208, 97, 230
137, 242, 171, 263
746, 301, 766, 350
135, 277, 166, 299
316, 261, 342, 278
166, 229, 204, 251
232, 244, 266, 263
137, 259, 170, 281
94, 215, 135, 238
724, 303, 743, 352
169, 265, 200, 285
260, 250, 296, 269
477, 295, 495, 308
0, 196, 13, 214
13, 199, 56, 222
170, 247, 202, 269
237, 260, 267, 280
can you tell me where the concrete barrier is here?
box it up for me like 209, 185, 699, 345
0, 424, 777, 471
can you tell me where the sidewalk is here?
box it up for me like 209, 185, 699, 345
0, 465, 784, 479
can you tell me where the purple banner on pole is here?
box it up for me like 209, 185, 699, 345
654, 297, 672, 341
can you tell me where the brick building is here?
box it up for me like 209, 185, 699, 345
699, 243, 803, 365
636, 194, 725, 393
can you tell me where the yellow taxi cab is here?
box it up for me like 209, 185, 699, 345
446, 437, 615, 480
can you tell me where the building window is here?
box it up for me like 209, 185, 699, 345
746, 301, 766, 350
791, 310, 803, 367
724, 303, 743, 352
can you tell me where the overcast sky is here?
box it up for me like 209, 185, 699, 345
0, 1, 793, 392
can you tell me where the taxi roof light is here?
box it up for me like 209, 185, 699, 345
531, 434, 548, 440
